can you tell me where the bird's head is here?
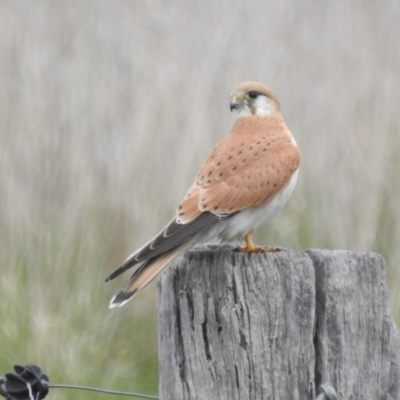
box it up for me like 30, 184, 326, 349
230, 82, 280, 117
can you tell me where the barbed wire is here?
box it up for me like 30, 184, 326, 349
0, 364, 337, 400
0, 365, 158, 400
314, 383, 337, 400
46, 384, 158, 399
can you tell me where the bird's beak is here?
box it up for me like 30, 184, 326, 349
230, 94, 242, 112
230, 101, 240, 112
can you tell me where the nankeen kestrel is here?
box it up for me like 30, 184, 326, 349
106, 82, 301, 307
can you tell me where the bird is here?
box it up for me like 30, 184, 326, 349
106, 82, 301, 308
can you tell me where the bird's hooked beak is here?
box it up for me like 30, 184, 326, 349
230, 93, 243, 112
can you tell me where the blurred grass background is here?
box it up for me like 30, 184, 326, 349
0, 1, 399, 398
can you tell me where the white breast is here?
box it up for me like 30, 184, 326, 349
203, 169, 299, 243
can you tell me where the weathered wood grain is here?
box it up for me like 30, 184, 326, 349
307, 249, 400, 400
158, 245, 316, 399
158, 245, 400, 400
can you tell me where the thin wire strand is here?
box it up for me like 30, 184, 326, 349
47, 384, 158, 399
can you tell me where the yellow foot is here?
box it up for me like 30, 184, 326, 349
239, 245, 265, 253
264, 246, 279, 252
237, 233, 273, 253
238, 245, 279, 253
238, 234, 281, 253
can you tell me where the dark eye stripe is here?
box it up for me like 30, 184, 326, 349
248, 91, 260, 99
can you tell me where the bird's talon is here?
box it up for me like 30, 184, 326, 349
238, 233, 277, 253
238, 245, 265, 253
238, 245, 279, 253
265, 246, 278, 252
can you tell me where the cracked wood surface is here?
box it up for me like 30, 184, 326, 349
158, 245, 400, 400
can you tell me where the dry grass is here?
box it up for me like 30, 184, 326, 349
0, 1, 399, 397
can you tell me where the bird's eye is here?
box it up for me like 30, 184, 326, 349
248, 91, 259, 99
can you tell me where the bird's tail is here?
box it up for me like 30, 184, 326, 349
109, 242, 189, 308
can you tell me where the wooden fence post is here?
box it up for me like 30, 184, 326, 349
158, 245, 400, 400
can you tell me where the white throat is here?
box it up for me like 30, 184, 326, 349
234, 95, 277, 118
253, 95, 276, 115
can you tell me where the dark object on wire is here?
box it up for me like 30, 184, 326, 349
0, 365, 49, 400
0, 364, 158, 400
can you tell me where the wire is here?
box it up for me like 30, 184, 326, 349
47, 384, 158, 399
